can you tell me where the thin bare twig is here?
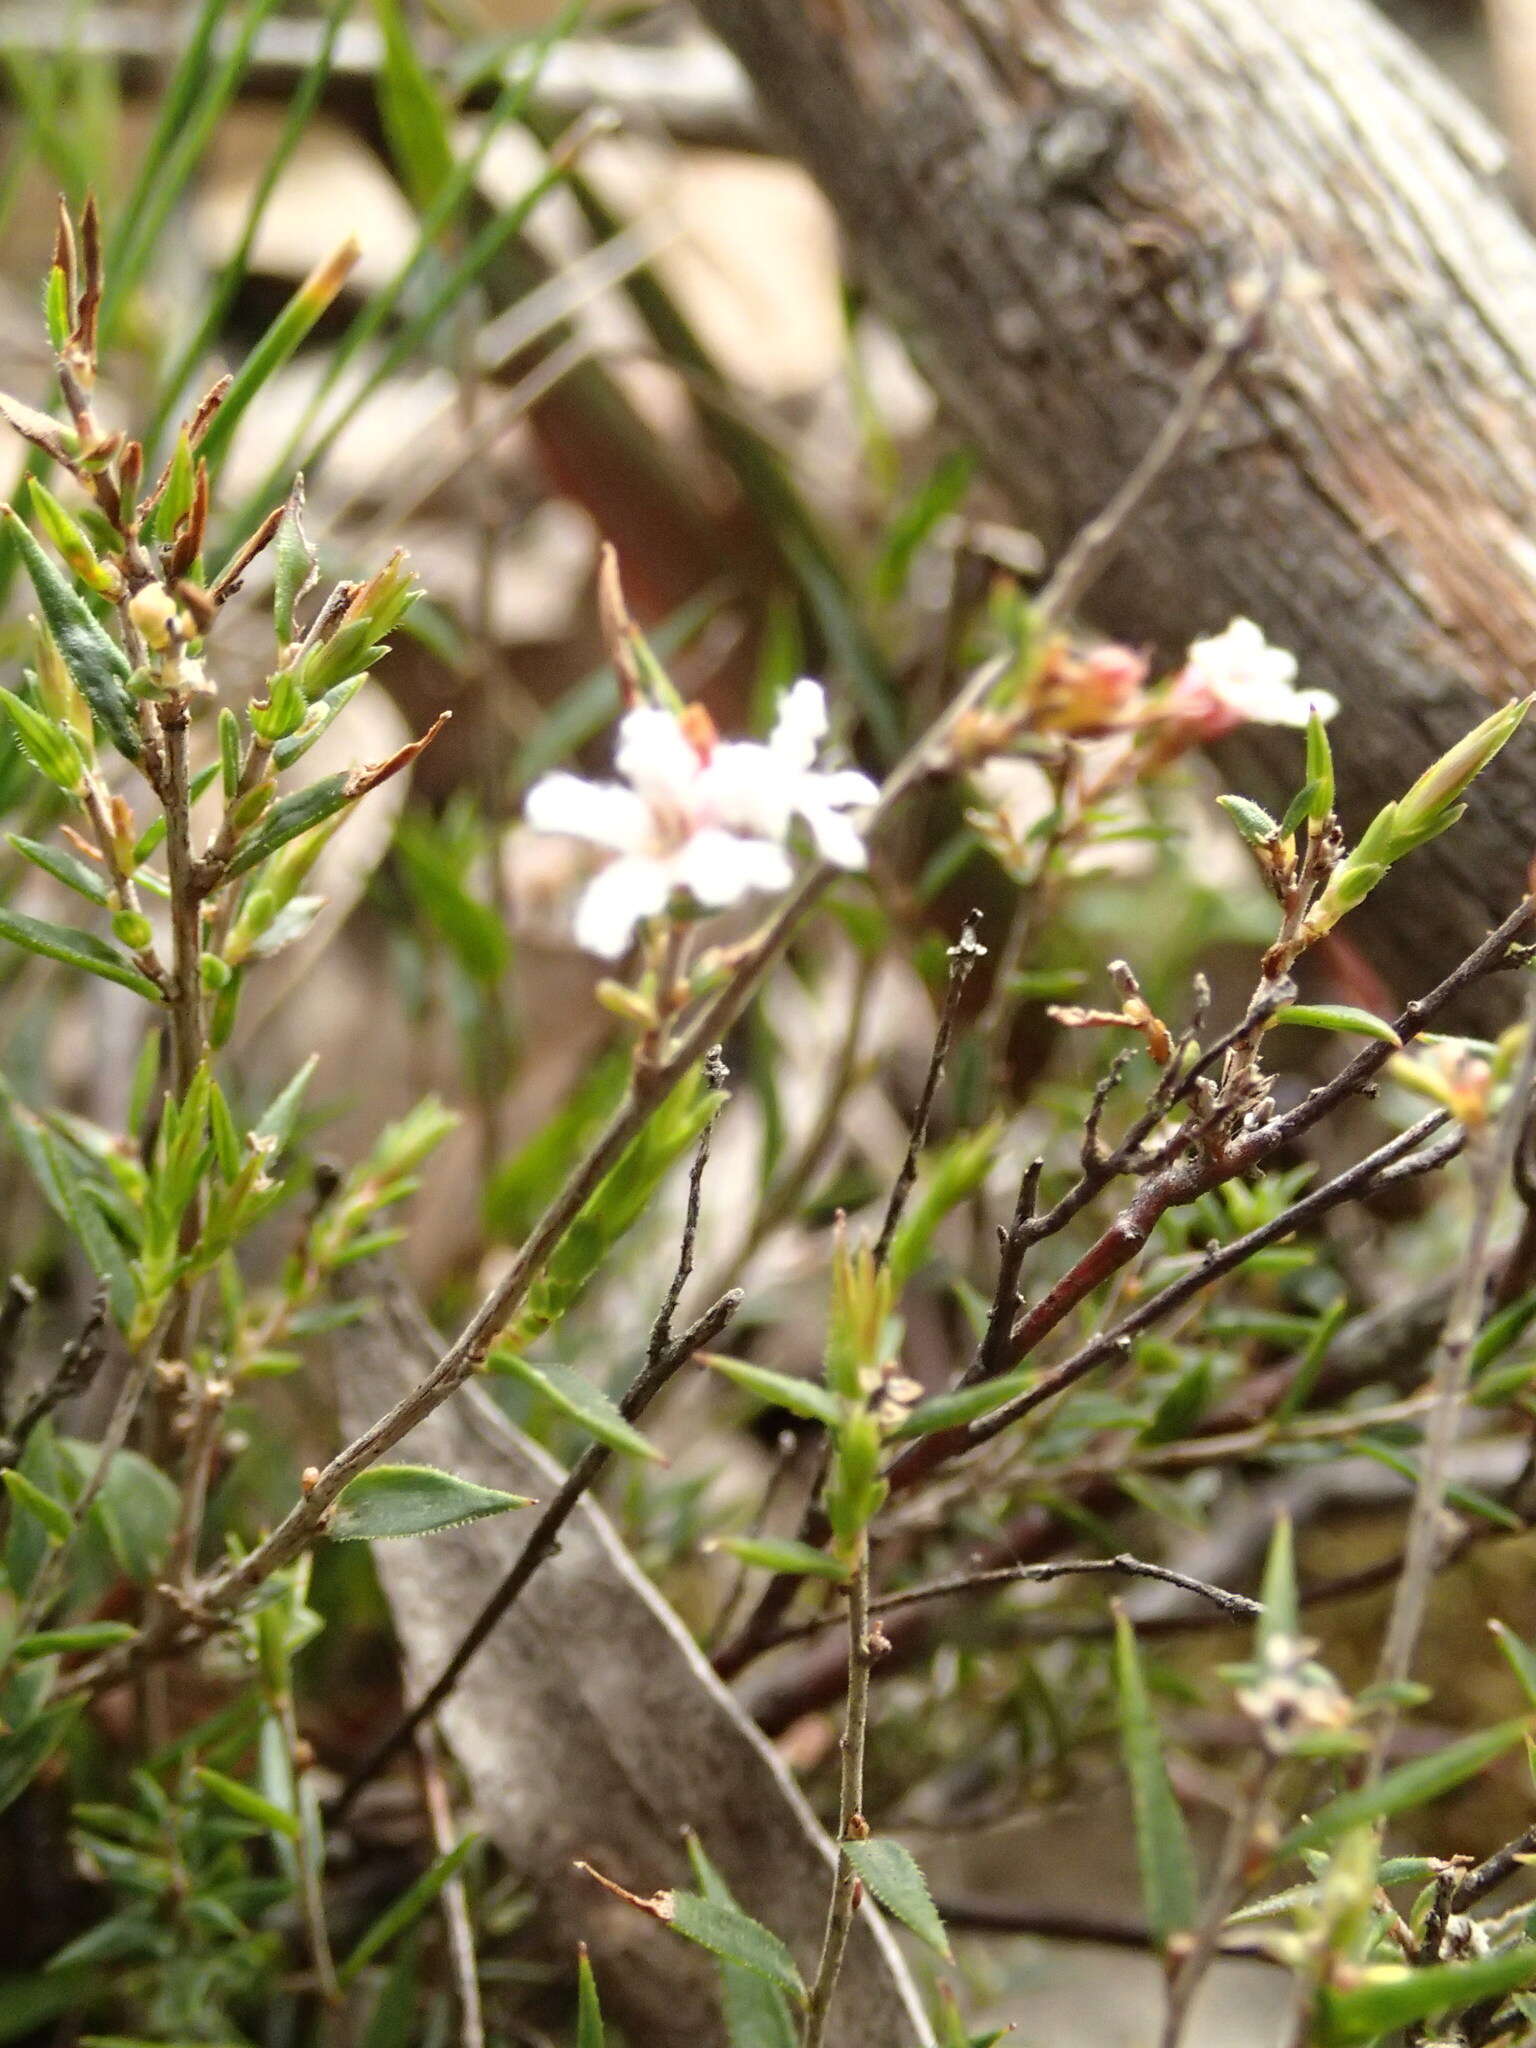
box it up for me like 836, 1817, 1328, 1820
1160, 1762, 1272, 2048
801, 1543, 874, 2048
3, 1289, 107, 1468
873, 915, 984, 1270
417, 1725, 485, 2048
868, 1553, 1260, 1625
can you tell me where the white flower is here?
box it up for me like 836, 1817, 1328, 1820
1162, 618, 1338, 739
706, 680, 879, 871
522, 681, 874, 959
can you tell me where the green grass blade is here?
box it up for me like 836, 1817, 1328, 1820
147, 0, 350, 454
103, 0, 291, 342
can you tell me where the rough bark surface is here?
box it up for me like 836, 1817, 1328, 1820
334, 1285, 929, 2048
694, 0, 1536, 1013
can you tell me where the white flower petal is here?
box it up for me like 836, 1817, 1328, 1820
812, 767, 879, 811
769, 678, 829, 770
676, 828, 792, 908
801, 800, 868, 871
525, 774, 653, 854
701, 740, 796, 841
615, 706, 703, 807
572, 855, 671, 958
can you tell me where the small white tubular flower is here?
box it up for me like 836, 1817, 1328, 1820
1165, 618, 1339, 738
523, 704, 795, 959
706, 679, 879, 871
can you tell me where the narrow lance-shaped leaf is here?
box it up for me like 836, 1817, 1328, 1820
4, 505, 139, 760
704, 1356, 844, 1430
1258, 1514, 1298, 1652
196, 239, 361, 475
1491, 1622, 1536, 1712
1114, 1607, 1198, 1947
1317, 1943, 1536, 2045
713, 1535, 848, 1583
0, 686, 85, 791
1278, 1716, 1531, 1858
486, 1354, 662, 1463
372, 0, 455, 211
0, 903, 159, 999
1269, 1004, 1401, 1047
668, 1893, 805, 2001
328, 1464, 534, 1542
578, 1866, 805, 2002
193, 1764, 302, 1840
843, 1837, 951, 1959
685, 1832, 797, 2048
576, 1947, 606, 2048
3, 1466, 74, 1545
339, 1833, 480, 1985
8, 833, 112, 906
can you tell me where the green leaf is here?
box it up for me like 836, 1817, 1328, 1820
4, 508, 139, 761
1270, 1004, 1401, 1047
193, 238, 358, 476
483, 1048, 629, 1242
13, 1623, 135, 1661
843, 1837, 951, 1958
1114, 1608, 1198, 1947
887, 1367, 1036, 1439
666, 1892, 805, 2001
1278, 1717, 1530, 1858
223, 773, 351, 878
395, 816, 509, 984
0, 1701, 80, 1818
328, 1465, 534, 1542
886, 1124, 1000, 1290
0, 902, 160, 1000
506, 1067, 722, 1350
7, 834, 111, 906
1305, 708, 1335, 822
485, 1354, 661, 1463
1317, 1943, 1536, 2044
371, 0, 455, 212
1492, 1623, 1536, 1711
576, 1949, 605, 2048
192, 1766, 301, 1840
0, 687, 84, 791
254, 1054, 320, 1153
684, 1833, 797, 2048
705, 1356, 843, 1429
339, 1834, 479, 1984
714, 1536, 848, 1583
871, 449, 975, 606
3, 1467, 73, 1544
1258, 1515, 1298, 1652
0, 1964, 105, 2043
1217, 793, 1281, 846
61, 1442, 179, 1585
1279, 779, 1324, 838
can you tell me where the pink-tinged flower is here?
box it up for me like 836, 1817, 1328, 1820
1158, 619, 1337, 742
1029, 640, 1150, 736
523, 682, 875, 959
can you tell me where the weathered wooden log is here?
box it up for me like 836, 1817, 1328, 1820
694, 0, 1536, 1013
335, 1282, 929, 2048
